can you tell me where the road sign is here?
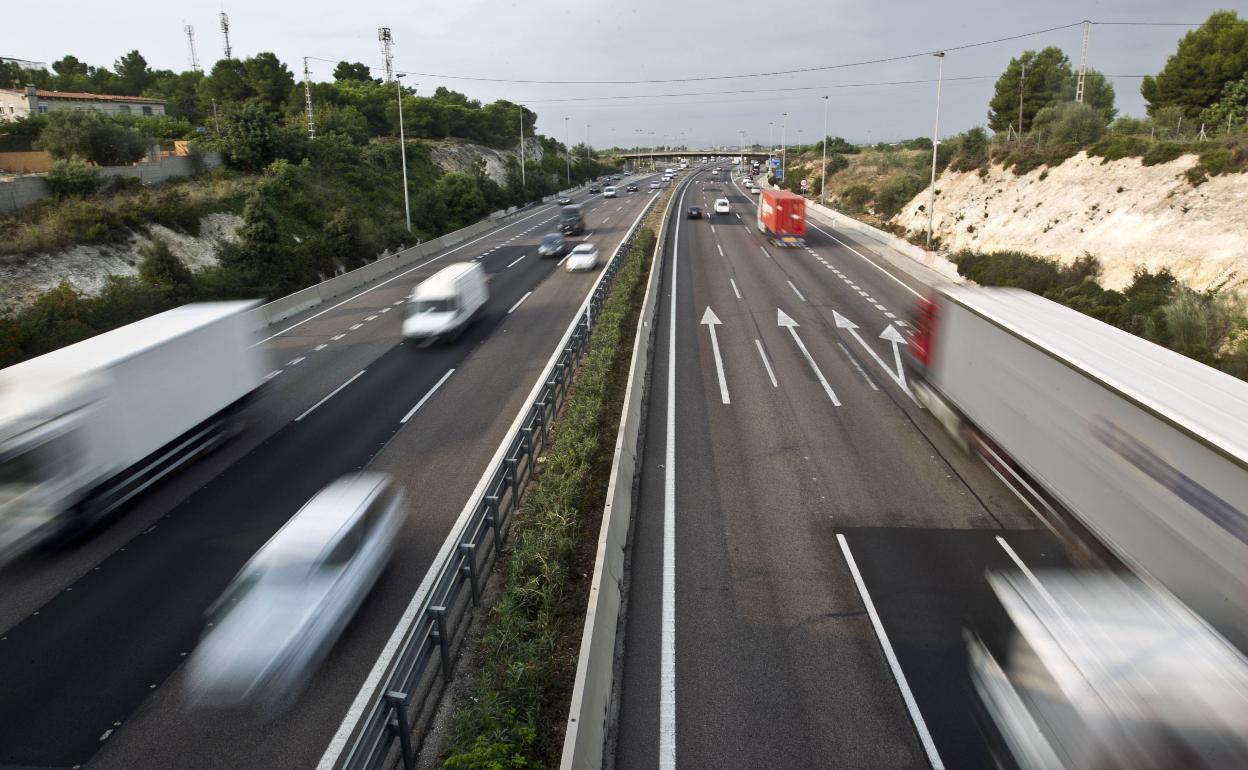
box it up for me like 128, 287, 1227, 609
769, 158, 780, 168
775, 167, 784, 181
800, 179, 809, 191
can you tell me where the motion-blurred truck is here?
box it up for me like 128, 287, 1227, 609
756, 188, 806, 247
0, 302, 267, 560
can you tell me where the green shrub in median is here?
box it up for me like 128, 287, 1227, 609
442, 226, 658, 768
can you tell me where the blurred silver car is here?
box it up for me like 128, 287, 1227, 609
186, 473, 405, 711
565, 243, 599, 272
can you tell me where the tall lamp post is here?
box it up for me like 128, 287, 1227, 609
926, 52, 946, 249
396, 74, 411, 233
564, 116, 571, 187
586, 123, 592, 167
781, 111, 788, 189
820, 95, 829, 206
518, 105, 526, 192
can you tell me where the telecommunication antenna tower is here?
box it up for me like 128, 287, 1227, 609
185, 24, 202, 72
1075, 21, 1091, 104
378, 27, 394, 82
303, 57, 316, 140
220, 12, 232, 59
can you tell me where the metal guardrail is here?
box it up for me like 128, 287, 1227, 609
336, 190, 662, 770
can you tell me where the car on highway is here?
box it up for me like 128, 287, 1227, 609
588, 185, 600, 194
538, 232, 567, 258
186, 473, 405, 712
565, 243, 599, 272
750, 185, 761, 195
626, 183, 639, 192
649, 181, 661, 190
743, 176, 753, 185
714, 198, 730, 214
559, 203, 586, 235
402, 262, 489, 342
603, 185, 617, 198
556, 193, 572, 205
687, 206, 703, 219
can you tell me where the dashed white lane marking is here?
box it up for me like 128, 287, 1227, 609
730, 278, 742, 299
349, 323, 363, 330
287, 357, 305, 366
838, 342, 879, 391
506, 254, 527, 269
557, 254, 571, 266
296, 370, 366, 422
838, 534, 945, 769
717, 244, 724, 257
849, 284, 861, 290
313, 344, 328, 351
787, 281, 807, 302
507, 291, 533, 314
392, 300, 405, 306
365, 315, 378, 322
754, 339, 778, 387
100, 729, 114, 742
380, 307, 392, 314
264, 370, 283, 381
400, 369, 456, 424
874, 303, 887, 311
331, 334, 346, 341
857, 290, 870, 298
885, 311, 897, 319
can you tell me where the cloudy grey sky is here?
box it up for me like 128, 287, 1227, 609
6, 0, 1234, 147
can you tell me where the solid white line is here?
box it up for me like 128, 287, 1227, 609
717, 243, 724, 257
787, 280, 807, 302
994, 535, 1061, 612
295, 370, 365, 422
400, 369, 455, 424
807, 222, 923, 300
506, 254, 527, 269
754, 339, 778, 387
255, 203, 557, 346
660, 179, 689, 769
730, 278, 742, 299
507, 291, 533, 314
837, 534, 945, 769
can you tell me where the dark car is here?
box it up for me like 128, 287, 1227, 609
687, 206, 703, 219
557, 193, 573, 205
626, 183, 639, 192
588, 185, 601, 194
538, 232, 567, 258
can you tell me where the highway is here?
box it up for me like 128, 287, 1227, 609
613, 167, 1070, 769
0, 177, 657, 769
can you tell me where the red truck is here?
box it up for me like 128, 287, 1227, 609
756, 188, 806, 247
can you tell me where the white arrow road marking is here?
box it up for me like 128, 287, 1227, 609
880, 325, 909, 387
777, 309, 840, 406
833, 311, 915, 402
701, 307, 730, 404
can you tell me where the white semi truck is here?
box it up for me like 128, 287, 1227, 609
905, 285, 1248, 765
0, 301, 267, 560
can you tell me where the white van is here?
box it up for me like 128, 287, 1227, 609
402, 262, 488, 342
602, 185, 617, 198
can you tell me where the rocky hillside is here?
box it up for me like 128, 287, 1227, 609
429, 138, 545, 186
894, 151, 1248, 293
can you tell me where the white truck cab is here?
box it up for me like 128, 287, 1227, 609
402, 262, 489, 342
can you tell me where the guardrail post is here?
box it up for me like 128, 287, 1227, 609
459, 543, 480, 606
485, 495, 503, 554
504, 457, 519, 499
385, 690, 415, 770
429, 606, 451, 677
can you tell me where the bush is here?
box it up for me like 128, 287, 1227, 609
1088, 134, 1151, 162
36, 110, 149, 165
45, 158, 100, 199
875, 172, 925, 218
949, 127, 989, 172
1032, 102, 1108, 146
840, 184, 873, 212
1197, 146, 1238, 176
1142, 141, 1185, 166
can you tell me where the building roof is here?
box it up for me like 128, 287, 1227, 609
0, 88, 166, 105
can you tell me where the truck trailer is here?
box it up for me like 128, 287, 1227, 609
905, 284, 1248, 647
756, 188, 806, 247
0, 301, 267, 559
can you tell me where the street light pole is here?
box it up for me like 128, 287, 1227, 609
396, 74, 411, 234
926, 52, 946, 249
586, 123, 591, 167
518, 105, 525, 192
820, 95, 829, 206
781, 112, 788, 189
564, 116, 571, 187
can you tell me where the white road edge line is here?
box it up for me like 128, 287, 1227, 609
295, 370, 365, 422
660, 179, 689, 769
506, 254, 527, 269
787, 280, 807, 302
730, 278, 742, 299
507, 291, 533, 314
806, 222, 923, 300
837, 534, 945, 770
400, 369, 455, 424
254, 202, 558, 346
754, 339, 778, 387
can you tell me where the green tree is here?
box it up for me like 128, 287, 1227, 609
36, 110, 148, 165
225, 186, 292, 293
138, 239, 197, 303
1141, 10, 1248, 119
214, 102, 281, 171
51, 55, 89, 80
1199, 74, 1248, 131
988, 47, 1074, 133
333, 61, 377, 83
44, 158, 100, 198
113, 50, 152, 95
200, 59, 252, 105
1032, 102, 1108, 145
243, 53, 295, 112
436, 172, 487, 230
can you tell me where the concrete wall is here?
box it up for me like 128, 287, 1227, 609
0, 151, 51, 173
0, 151, 223, 215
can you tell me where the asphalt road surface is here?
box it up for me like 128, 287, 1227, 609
613, 167, 1069, 770
0, 176, 658, 769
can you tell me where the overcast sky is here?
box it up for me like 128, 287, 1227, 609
6, 0, 1234, 147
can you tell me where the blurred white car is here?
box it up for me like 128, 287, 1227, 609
649, 181, 661, 190
565, 243, 599, 272
186, 474, 405, 711
714, 198, 731, 214
750, 185, 761, 195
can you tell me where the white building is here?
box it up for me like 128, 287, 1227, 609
0, 85, 166, 122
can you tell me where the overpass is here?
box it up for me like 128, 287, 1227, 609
612, 149, 773, 162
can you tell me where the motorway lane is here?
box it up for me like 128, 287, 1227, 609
614, 168, 1063, 769
0, 177, 657, 768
